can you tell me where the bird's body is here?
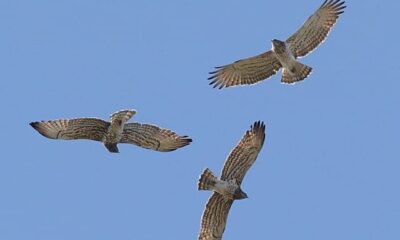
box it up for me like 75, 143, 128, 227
272, 39, 296, 72
198, 168, 247, 200
208, 0, 346, 89
102, 110, 136, 152
271, 39, 313, 83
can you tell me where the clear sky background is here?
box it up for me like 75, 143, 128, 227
1, 0, 399, 239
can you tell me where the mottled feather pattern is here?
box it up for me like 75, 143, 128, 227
220, 121, 266, 185
208, 51, 282, 89
120, 123, 192, 152
286, 0, 346, 58
30, 118, 110, 141
198, 193, 233, 240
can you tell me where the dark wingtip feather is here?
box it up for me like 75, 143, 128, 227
323, 0, 346, 8
29, 122, 39, 129
179, 136, 192, 148
208, 80, 222, 89
336, 1, 345, 7
251, 121, 266, 145
30, 121, 46, 136
208, 75, 217, 80
208, 67, 229, 89
335, 4, 346, 12
337, 4, 346, 9
208, 65, 223, 75
30, 121, 58, 139
332, 0, 346, 9
182, 136, 193, 143
162, 136, 192, 152
252, 121, 266, 133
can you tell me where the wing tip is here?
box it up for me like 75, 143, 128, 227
328, 0, 346, 9
322, 0, 346, 11
180, 136, 193, 148
208, 72, 227, 89
182, 135, 193, 143
208, 65, 232, 89
208, 80, 225, 89
29, 121, 39, 129
252, 121, 266, 132
30, 121, 46, 136
251, 121, 266, 140
164, 135, 192, 152
29, 120, 56, 139
208, 74, 217, 80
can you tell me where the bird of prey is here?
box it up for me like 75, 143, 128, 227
30, 109, 192, 153
197, 121, 266, 240
209, 0, 346, 89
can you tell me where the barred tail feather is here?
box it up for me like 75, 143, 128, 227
198, 168, 217, 191
281, 62, 312, 84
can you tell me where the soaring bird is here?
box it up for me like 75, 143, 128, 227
209, 0, 346, 89
198, 121, 266, 239
30, 109, 192, 153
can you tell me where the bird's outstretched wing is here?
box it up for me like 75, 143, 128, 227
198, 193, 234, 240
220, 121, 265, 185
120, 123, 192, 151
30, 118, 110, 141
286, 0, 346, 58
208, 51, 282, 89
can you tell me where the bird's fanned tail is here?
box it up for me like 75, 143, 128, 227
281, 62, 312, 84
198, 168, 217, 191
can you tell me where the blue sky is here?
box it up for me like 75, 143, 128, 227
1, 0, 399, 239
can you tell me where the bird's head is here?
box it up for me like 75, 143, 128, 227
233, 187, 248, 200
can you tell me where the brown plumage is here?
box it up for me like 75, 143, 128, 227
30, 109, 192, 153
30, 118, 109, 141
286, 0, 346, 58
198, 168, 218, 191
199, 193, 233, 240
198, 121, 266, 240
209, 0, 346, 88
120, 123, 192, 152
209, 51, 282, 89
